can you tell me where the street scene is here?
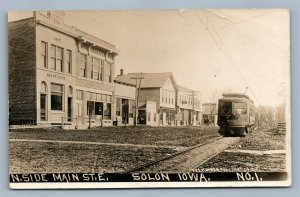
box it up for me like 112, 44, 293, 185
8, 10, 290, 188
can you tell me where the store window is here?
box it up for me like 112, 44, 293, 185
116, 98, 121, 116
95, 102, 103, 116
86, 101, 104, 116
87, 101, 95, 115
51, 83, 63, 111
104, 103, 111, 119
129, 99, 134, 118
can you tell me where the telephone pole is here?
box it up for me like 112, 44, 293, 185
130, 72, 144, 126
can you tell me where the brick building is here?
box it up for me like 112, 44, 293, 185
9, 11, 122, 128
115, 72, 177, 126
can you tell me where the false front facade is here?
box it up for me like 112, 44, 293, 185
115, 72, 177, 126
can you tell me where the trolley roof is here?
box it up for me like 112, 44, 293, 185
221, 93, 254, 104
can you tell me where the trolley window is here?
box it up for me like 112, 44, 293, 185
232, 102, 247, 114
218, 101, 232, 115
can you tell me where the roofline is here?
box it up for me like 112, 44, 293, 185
19, 12, 118, 53
114, 80, 136, 87
8, 17, 34, 25
35, 20, 118, 53
116, 72, 178, 89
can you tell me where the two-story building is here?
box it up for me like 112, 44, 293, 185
176, 86, 202, 126
114, 70, 136, 126
202, 103, 218, 126
9, 11, 119, 128
115, 72, 177, 126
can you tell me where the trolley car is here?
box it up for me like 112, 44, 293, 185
217, 93, 255, 137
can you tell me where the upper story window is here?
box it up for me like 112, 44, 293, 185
50, 44, 63, 72
41, 41, 47, 68
100, 60, 104, 81
56, 47, 63, 72
172, 93, 174, 104
165, 91, 167, 103
92, 57, 100, 80
66, 50, 72, 74
79, 53, 87, 77
108, 63, 113, 83
50, 45, 56, 70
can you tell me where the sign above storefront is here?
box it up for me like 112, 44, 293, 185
47, 72, 66, 80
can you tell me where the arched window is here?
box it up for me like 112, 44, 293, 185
40, 81, 47, 93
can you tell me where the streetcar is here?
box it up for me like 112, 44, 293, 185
217, 93, 256, 137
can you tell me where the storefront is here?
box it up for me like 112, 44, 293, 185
114, 81, 136, 126
9, 11, 118, 128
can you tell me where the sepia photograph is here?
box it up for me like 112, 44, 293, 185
8, 9, 291, 188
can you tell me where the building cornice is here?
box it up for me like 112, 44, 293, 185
35, 18, 118, 54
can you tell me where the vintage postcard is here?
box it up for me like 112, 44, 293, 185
8, 9, 291, 189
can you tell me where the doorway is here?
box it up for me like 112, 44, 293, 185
68, 97, 72, 122
40, 94, 47, 121
122, 99, 129, 124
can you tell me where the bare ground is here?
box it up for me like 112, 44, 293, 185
198, 128, 287, 172
10, 126, 219, 147
9, 126, 219, 173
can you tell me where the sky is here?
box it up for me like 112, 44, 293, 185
8, 9, 290, 106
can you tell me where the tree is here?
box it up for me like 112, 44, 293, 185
255, 103, 286, 129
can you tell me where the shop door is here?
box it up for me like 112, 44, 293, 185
68, 97, 72, 122
40, 94, 47, 121
122, 99, 129, 124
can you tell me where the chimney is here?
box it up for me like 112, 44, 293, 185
120, 69, 124, 76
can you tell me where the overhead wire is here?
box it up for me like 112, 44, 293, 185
194, 10, 271, 107
195, 10, 282, 125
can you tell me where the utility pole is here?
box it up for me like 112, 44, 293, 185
245, 86, 249, 94
130, 72, 144, 126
